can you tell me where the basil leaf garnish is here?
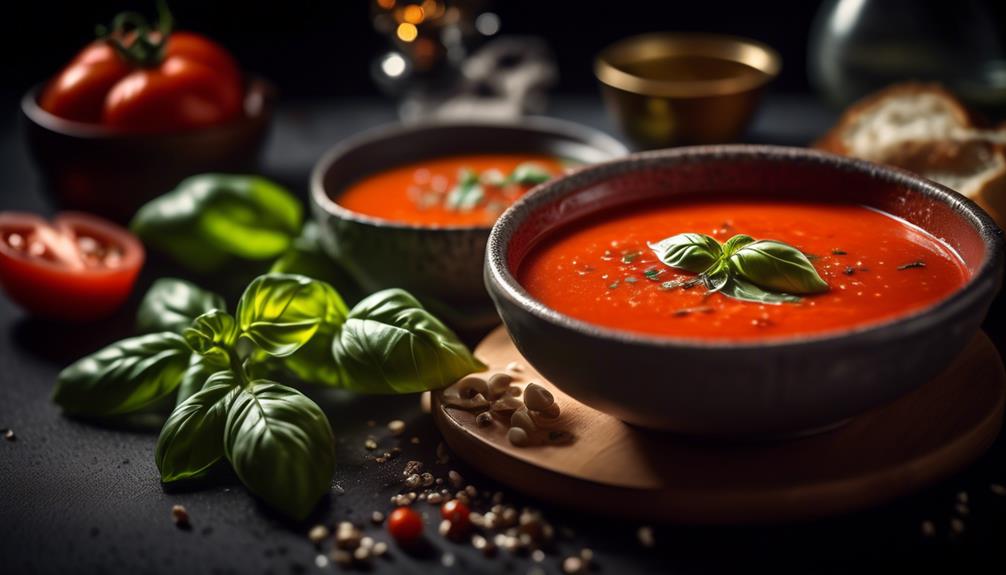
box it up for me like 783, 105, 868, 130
509, 162, 552, 186
331, 289, 486, 393
728, 240, 829, 294
445, 169, 485, 211
130, 175, 302, 272
156, 372, 239, 483
281, 283, 349, 385
183, 310, 239, 365
235, 274, 328, 358
176, 355, 227, 405
719, 276, 803, 305
721, 234, 755, 257
54, 333, 191, 416
137, 278, 227, 335
224, 380, 335, 520
648, 233, 723, 274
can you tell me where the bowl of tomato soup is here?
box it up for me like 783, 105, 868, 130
311, 118, 627, 331
485, 145, 1004, 436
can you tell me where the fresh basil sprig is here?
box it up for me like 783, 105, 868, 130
130, 175, 302, 272
137, 278, 227, 335
332, 289, 487, 393
648, 233, 829, 304
54, 273, 483, 519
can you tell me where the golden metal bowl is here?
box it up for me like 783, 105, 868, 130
595, 33, 781, 149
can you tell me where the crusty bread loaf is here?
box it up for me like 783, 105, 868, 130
815, 84, 1005, 227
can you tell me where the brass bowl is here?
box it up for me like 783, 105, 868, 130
595, 33, 781, 149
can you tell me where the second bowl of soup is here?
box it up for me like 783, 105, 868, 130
485, 146, 1004, 436
311, 118, 627, 331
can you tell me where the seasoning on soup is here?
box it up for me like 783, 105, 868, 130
517, 198, 969, 340
338, 154, 567, 226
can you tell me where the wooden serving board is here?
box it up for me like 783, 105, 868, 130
434, 327, 1006, 524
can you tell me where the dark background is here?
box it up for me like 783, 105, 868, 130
8, 0, 1001, 103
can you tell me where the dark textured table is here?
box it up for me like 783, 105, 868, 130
2, 94, 1005, 575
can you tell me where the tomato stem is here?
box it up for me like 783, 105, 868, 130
96, 0, 174, 69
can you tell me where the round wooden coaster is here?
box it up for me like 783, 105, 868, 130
434, 327, 1006, 524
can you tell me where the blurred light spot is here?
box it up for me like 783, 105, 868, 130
381, 53, 407, 77
402, 4, 425, 24
376, 0, 395, 9
475, 12, 500, 36
397, 22, 418, 42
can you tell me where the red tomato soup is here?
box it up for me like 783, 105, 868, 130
338, 154, 567, 227
517, 199, 969, 340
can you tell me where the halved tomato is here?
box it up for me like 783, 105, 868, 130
0, 212, 144, 321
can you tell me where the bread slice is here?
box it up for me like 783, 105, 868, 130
815, 84, 1006, 227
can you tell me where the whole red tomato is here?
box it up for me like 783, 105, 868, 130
39, 7, 243, 133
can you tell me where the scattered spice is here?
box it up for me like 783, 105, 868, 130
624, 276, 638, 284
832, 248, 847, 255
387, 420, 405, 436
950, 518, 965, 535
608, 280, 620, 290
673, 306, 714, 317
643, 267, 665, 281
476, 412, 493, 427
562, 556, 585, 574
3, 428, 14, 441
637, 526, 655, 548
371, 511, 385, 525
920, 520, 936, 537
897, 260, 926, 270
364, 438, 378, 451
448, 470, 465, 489
308, 524, 329, 546
620, 250, 641, 264
843, 266, 856, 276
170, 505, 190, 529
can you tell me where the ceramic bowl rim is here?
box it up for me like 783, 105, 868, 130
309, 116, 630, 233
486, 144, 1005, 350
21, 77, 275, 140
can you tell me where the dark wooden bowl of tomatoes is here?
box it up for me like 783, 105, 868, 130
20, 9, 275, 222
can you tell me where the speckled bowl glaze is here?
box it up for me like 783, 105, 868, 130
485, 145, 1005, 436
310, 118, 628, 332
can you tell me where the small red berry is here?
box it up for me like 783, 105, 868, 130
387, 506, 424, 545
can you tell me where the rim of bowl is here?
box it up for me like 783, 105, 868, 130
486, 144, 1005, 351
309, 116, 630, 233
595, 32, 782, 98
21, 76, 274, 140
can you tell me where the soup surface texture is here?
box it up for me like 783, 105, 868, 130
517, 199, 968, 340
338, 154, 566, 227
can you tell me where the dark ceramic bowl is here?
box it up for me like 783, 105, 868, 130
310, 118, 628, 333
22, 78, 275, 222
485, 145, 1004, 437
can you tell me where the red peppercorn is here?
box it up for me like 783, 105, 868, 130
387, 507, 424, 545
439, 499, 472, 538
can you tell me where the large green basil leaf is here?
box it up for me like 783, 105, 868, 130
156, 372, 239, 483
269, 222, 362, 305
282, 283, 349, 385
177, 355, 228, 405
719, 277, 803, 305
728, 240, 829, 294
721, 234, 755, 257
331, 289, 486, 394
648, 233, 723, 274
137, 278, 227, 335
224, 380, 335, 519
130, 175, 302, 272
183, 310, 238, 366
236, 274, 328, 357
54, 333, 191, 416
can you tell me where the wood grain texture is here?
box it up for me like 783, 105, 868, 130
434, 327, 1006, 524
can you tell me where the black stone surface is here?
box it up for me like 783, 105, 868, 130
2, 95, 1006, 575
